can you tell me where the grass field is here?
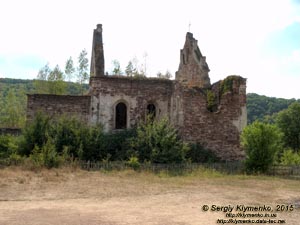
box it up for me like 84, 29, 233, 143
0, 167, 299, 225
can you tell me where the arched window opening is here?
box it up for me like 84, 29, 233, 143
115, 102, 127, 129
147, 104, 156, 119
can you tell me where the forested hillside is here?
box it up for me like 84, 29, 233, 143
1, 78, 299, 127
247, 93, 300, 123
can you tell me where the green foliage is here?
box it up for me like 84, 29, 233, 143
48, 65, 66, 95
78, 125, 105, 161
247, 93, 299, 124
219, 75, 243, 95
0, 78, 89, 129
126, 156, 141, 170
99, 129, 137, 161
280, 149, 300, 165
276, 102, 300, 152
29, 145, 43, 167
65, 57, 75, 81
0, 88, 26, 128
41, 139, 60, 168
125, 61, 134, 76
131, 117, 188, 163
50, 116, 85, 157
20, 112, 50, 156
241, 121, 283, 173
34, 64, 66, 95
206, 89, 217, 112
186, 143, 220, 163
112, 60, 122, 75
77, 49, 89, 94
0, 135, 18, 159
29, 140, 60, 169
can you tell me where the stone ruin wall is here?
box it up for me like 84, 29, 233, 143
89, 76, 173, 132
27, 94, 91, 122
177, 78, 247, 160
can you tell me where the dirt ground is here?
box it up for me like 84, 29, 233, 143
0, 167, 299, 225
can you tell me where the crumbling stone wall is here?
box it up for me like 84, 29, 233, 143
27, 94, 91, 122
89, 76, 172, 132
177, 77, 247, 160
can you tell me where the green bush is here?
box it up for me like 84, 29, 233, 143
131, 117, 188, 163
51, 116, 86, 157
41, 139, 60, 168
186, 143, 220, 163
78, 125, 104, 161
101, 129, 137, 161
0, 135, 17, 159
29, 145, 43, 168
0, 134, 20, 165
20, 112, 51, 156
280, 149, 300, 165
241, 121, 283, 173
126, 156, 141, 170
29, 139, 61, 169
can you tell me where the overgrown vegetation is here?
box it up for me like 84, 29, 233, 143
0, 114, 221, 169
219, 75, 243, 95
130, 117, 188, 163
241, 121, 283, 173
206, 89, 218, 112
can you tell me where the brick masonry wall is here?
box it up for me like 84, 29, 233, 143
27, 94, 91, 122
178, 78, 247, 161
89, 76, 173, 131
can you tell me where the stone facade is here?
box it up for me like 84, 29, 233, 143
26, 24, 247, 161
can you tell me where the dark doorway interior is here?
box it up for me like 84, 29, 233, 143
116, 102, 127, 129
147, 104, 156, 118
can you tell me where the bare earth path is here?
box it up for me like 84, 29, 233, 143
0, 168, 299, 225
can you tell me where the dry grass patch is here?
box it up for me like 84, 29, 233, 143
0, 166, 300, 225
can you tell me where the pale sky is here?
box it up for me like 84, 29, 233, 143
0, 0, 299, 99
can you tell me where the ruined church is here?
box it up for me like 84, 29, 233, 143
27, 24, 247, 161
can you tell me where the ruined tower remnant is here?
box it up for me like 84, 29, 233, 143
176, 32, 211, 88
90, 24, 105, 76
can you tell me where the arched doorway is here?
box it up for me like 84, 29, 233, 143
115, 102, 127, 129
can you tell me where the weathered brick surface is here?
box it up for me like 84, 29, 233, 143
89, 76, 173, 131
175, 32, 211, 88
178, 78, 247, 160
27, 94, 91, 122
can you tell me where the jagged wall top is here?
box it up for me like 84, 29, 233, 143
90, 24, 105, 77
175, 32, 211, 88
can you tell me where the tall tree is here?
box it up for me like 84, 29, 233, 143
0, 89, 25, 127
276, 102, 300, 152
125, 61, 134, 76
65, 57, 75, 81
34, 63, 51, 94
48, 65, 66, 95
77, 49, 89, 94
112, 60, 122, 75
